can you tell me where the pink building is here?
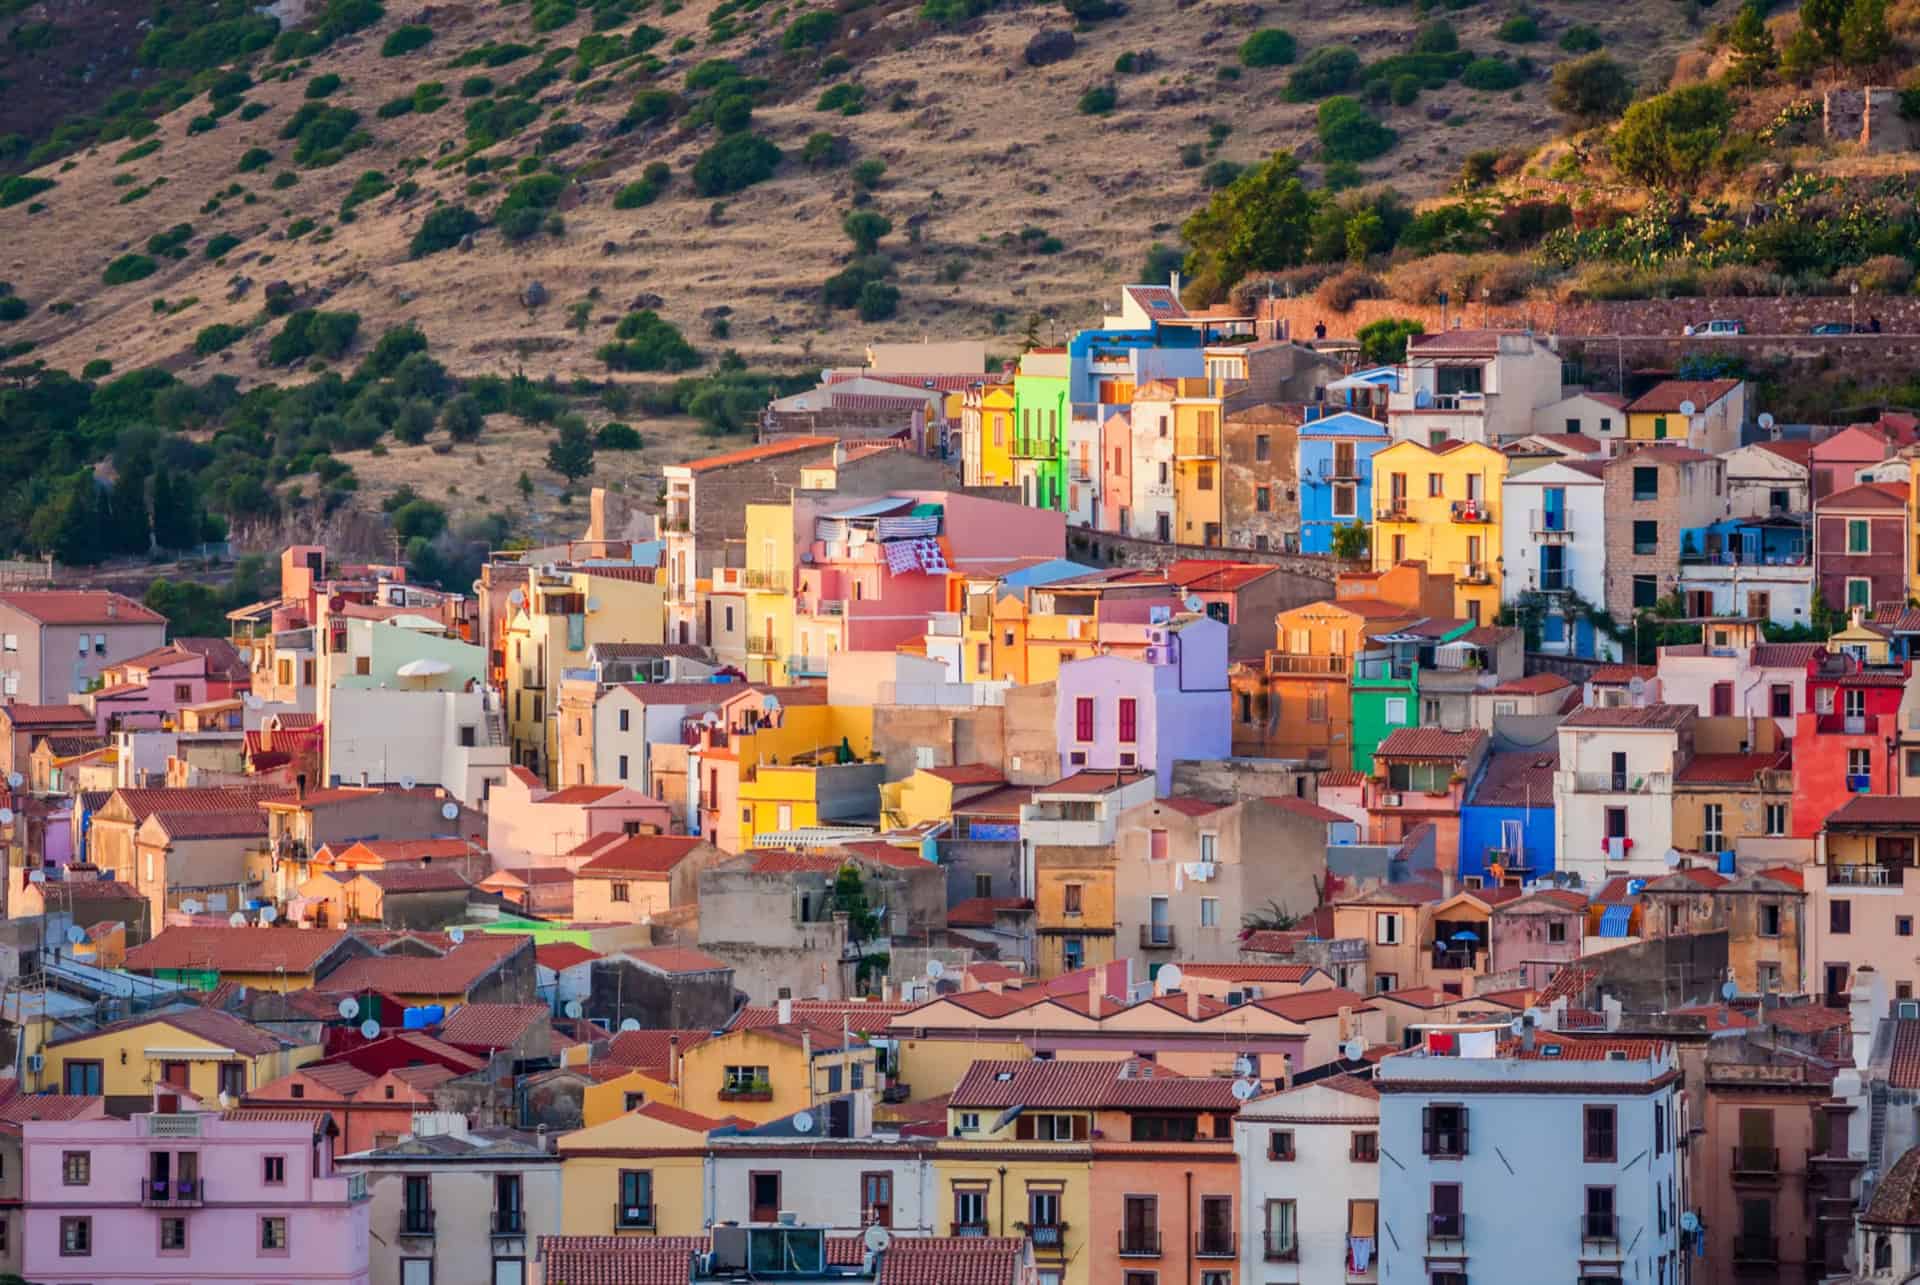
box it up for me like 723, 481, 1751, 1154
1100, 411, 1133, 533
485, 768, 675, 868
81, 644, 223, 734
791, 491, 1066, 667
1810, 424, 1893, 500
1054, 613, 1229, 783
23, 1101, 371, 1283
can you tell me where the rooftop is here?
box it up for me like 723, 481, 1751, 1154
1623, 379, 1742, 414
681, 437, 837, 473
950, 1058, 1243, 1110
1374, 726, 1487, 761
1560, 703, 1697, 730
125, 926, 352, 975
0, 591, 165, 626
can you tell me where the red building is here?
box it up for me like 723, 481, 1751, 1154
1791, 649, 1909, 837
1814, 481, 1909, 613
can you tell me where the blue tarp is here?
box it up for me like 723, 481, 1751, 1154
1598, 905, 1633, 938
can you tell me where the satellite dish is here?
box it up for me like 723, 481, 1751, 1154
260, 905, 279, 924
1664, 849, 1682, 869
243, 693, 264, 709
1721, 979, 1739, 1001
564, 999, 584, 1019
1342, 1037, 1367, 1062
64, 925, 86, 945
1627, 676, 1646, 698
508, 588, 526, 607
1231, 1078, 1259, 1102
399, 775, 417, 791
1508, 1017, 1526, 1036
218, 1090, 232, 1109
1680, 1211, 1700, 1234
4, 772, 19, 788
0, 808, 14, 825
180, 898, 202, 914
702, 712, 721, 727
27, 870, 43, 885
762, 695, 781, 713
449, 927, 465, 945
228, 911, 248, 927
863, 1224, 892, 1254
619, 1018, 641, 1033
338, 997, 360, 1019
1184, 594, 1205, 613
792, 1110, 815, 1134
441, 802, 460, 821
1758, 412, 1776, 430
925, 959, 945, 981
1677, 400, 1697, 417
586, 597, 602, 613
359, 1019, 381, 1040
1233, 1054, 1255, 1078
1157, 964, 1183, 993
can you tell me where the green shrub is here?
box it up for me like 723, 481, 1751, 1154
0, 296, 28, 323
377, 94, 416, 118
1550, 52, 1631, 124
195, 322, 245, 354
238, 147, 272, 172
596, 422, 643, 449
530, 0, 576, 30
305, 73, 343, 99
1560, 23, 1602, 52
461, 75, 495, 97
1391, 73, 1420, 104
1610, 82, 1731, 185
857, 280, 899, 321
269, 308, 360, 365
691, 132, 779, 195
1239, 28, 1296, 67
817, 82, 865, 114
410, 203, 480, 256
596, 309, 699, 370
340, 169, 391, 216
280, 102, 364, 166
781, 9, 838, 49
613, 161, 672, 207
1357, 316, 1423, 364
851, 157, 885, 190
1412, 19, 1457, 53
1461, 57, 1524, 91
1078, 84, 1116, 114
147, 223, 194, 259
272, 170, 298, 189
103, 253, 157, 285
464, 96, 541, 147
1201, 158, 1242, 188
1496, 13, 1538, 41
382, 23, 433, 55
205, 232, 241, 259
1287, 46, 1360, 100
82, 358, 113, 379
823, 254, 893, 308
801, 130, 847, 166
1317, 96, 1396, 162
626, 88, 680, 128
629, 23, 665, 50
0, 176, 53, 207
687, 58, 743, 90
117, 139, 162, 165
537, 122, 586, 153
239, 101, 269, 120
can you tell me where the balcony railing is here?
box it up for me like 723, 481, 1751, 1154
493, 1208, 526, 1235
1428, 1213, 1465, 1243
140, 1178, 205, 1207
1353, 659, 1416, 684
719, 1084, 775, 1102
1828, 862, 1906, 887
1568, 771, 1671, 794
616, 1203, 655, 1230
1070, 465, 1093, 483
1139, 924, 1176, 950
1263, 1230, 1299, 1262
1815, 714, 1870, 735
1430, 947, 1479, 971
1530, 510, 1571, 537
1581, 1213, 1619, 1247
787, 655, 830, 677
661, 516, 691, 533
1013, 435, 1059, 458
1026, 1222, 1067, 1250
954, 1222, 990, 1238
1379, 501, 1414, 522
806, 599, 848, 617
742, 569, 788, 591
1264, 652, 1349, 676
1453, 561, 1493, 585
1450, 500, 1493, 524
1175, 430, 1219, 459
1119, 1229, 1163, 1258
401, 1209, 436, 1238
1732, 1146, 1781, 1178
1195, 1231, 1236, 1259
1733, 1234, 1778, 1263
746, 636, 779, 657
1539, 569, 1570, 593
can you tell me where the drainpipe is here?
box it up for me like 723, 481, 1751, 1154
996, 1166, 1007, 1237
1185, 1168, 1194, 1285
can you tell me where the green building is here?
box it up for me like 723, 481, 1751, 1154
1349, 620, 1474, 773
1012, 350, 1069, 511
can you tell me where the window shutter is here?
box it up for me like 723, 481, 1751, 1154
1421, 1106, 1434, 1154
1016, 1115, 1035, 1140
1458, 1107, 1470, 1154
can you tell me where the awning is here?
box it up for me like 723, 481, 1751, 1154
1598, 905, 1633, 938
395, 658, 452, 678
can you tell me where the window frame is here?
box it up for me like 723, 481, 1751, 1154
59, 1215, 90, 1256
1584, 1104, 1617, 1163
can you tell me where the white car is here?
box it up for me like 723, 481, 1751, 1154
1684, 319, 1745, 336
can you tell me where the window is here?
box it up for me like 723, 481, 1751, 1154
1765, 802, 1787, 836
1263, 1198, 1297, 1261
611, 882, 631, 903
1771, 684, 1793, 718
1548, 920, 1568, 943
1351, 1131, 1378, 1162
1383, 696, 1408, 724
1605, 807, 1628, 839
826, 1064, 843, 1093
1027, 1186, 1062, 1230
1062, 938, 1084, 969
1849, 519, 1872, 554
1376, 912, 1402, 945
1118, 697, 1137, 743
1760, 904, 1782, 937
160, 1215, 187, 1251
1373, 973, 1397, 993
1422, 1104, 1467, 1157
1900, 917, 1913, 938
1849, 577, 1873, 610
1255, 485, 1271, 513
62, 1151, 89, 1185
1428, 472, 1444, 498
1584, 1105, 1617, 1162
1269, 1129, 1295, 1161
63, 1061, 102, 1095
1063, 883, 1083, 914
1632, 467, 1658, 501
1075, 697, 1094, 742
724, 1065, 770, 1093
1633, 575, 1658, 609
953, 1185, 988, 1231
1585, 1186, 1617, 1240
957, 1112, 980, 1134
1332, 483, 1356, 519
619, 1171, 653, 1226
263, 1155, 285, 1184
624, 1091, 646, 1111
1200, 897, 1219, 927
1256, 434, 1271, 462
975, 874, 993, 899
260, 1216, 289, 1253
1630, 519, 1660, 555
1147, 896, 1170, 946
1197, 463, 1214, 491
1655, 1101, 1666, 1155
60, 1216, 90, 1255
1198, 1195, 1233, 1256
1702, 803, 1724, 851
1850, 748, 1872, 780
1832, 900, 1852, 934
1430, 1182, 1463, 1237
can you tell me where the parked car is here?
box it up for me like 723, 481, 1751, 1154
1810, 322, 1853, 335
1684, 319, 1746, 336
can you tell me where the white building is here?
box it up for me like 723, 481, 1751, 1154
1554, 703, 1697, 885
327, 684, 510, 806
588, 681, 737, 793
1723, 441, 1812, 519
706, 1099, 935, 1232
1530, 391, 1627, 443
1500, 458, 1618, 660
1387, 329, 1564, 446
1233, 1074, 1381, 1284
1376, 1028, 1682, 1285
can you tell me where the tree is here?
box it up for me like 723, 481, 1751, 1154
151, 467, 203, 549
1609, 84, 1732, 186
1178, 149, 1319, 304
517, 471, 534, 504
1549, 53, 1632, 126
1345, 208, 1382, 264
107, 459, 151, 556
1726, 4, 1778, 85
1779, 25, 1823, 78
1357, 316, 1424, 364
546, 416, 595, 481
842, 209, 892, 256
1800, 0, 1847, 57
1330, 521, 1371, 561
1840, 0, 1890, 66
831, 863, 880, 947
441, 394, 485, 441
1021, 312, 1044, 352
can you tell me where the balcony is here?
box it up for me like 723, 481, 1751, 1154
954, 1222, 990, 1238
786, 655, 830, 677
1262, 1230, 1298, 1262
1012, 435, 1060, 458
719, 1083, 775, 1102
400, 1209, 436, 1238
1264, 652, 1349, 676
493, 1208, 526, 1235
1531, 510, 1573, 539
1450, 499, 1493, 524
1580, 1213, 1619, 1250
1827, 862, 1906, 887
1453, 561, 1493, 585
746, 636, 778, 658
1195, 1231, 1236, 1259
1430, 946, 1480, 971
1428, 1212, 1466, 1245
1815, 714, 1870, 735
616, 1203, 655, 1230
1175, 430, 1219, 459
1024, 1222, 1067, 1251
1352, 658, 1416, 685
1070, 465, 1093, 483
1539, 568, 1570, 594
1732, 1146, 1781, 1182
661, 515, 691, 534
1139, 924, 1176, 950
804, 599, 848, 618
1379, 501, 1415, 523
1119, 1229, 1163, 1258
742, 569, 788, 591
1733, 1234, 1778, 1264
139, 1178, 205, 1207
1568, 771, 1671, 794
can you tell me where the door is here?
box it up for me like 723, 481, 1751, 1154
1156, 513, 1171, 542
751, 1172, 781, 1222
176, 1151, 198, 1198
1826, 963, 1850, 1005
861, 1173, 893, 1227
149, 1150, 171, 1199
1574, 616, 1596, 659
1712, 682, 1734, 717
1543, 486, 1564, 531
1610, 752, 1627, 791
1738, 1108, 1775, 1171
1149, 896, 1170, 946
161, 1061, 190, 1089
404, 1175, 433, 1234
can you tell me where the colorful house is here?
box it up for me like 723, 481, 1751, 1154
1499, 458, 1613, 658
1809, 423, 1892, 499
1600, 445, 1726, 623
961, 382, 1018, 489
1385, 329, 1564, 446
1054, 613, 1229, 781
568, 833, 720, 923
1370, 439, 1508, 622
484, 769, 675, 868
1296, 411, 1388, 555
1622, 378, 1745, 452
40, 1008, 321, 1099
1013, 348, 1070, 511
1815, 480, 1910, 612
1364, 727, 1489, 875
1349, 616, 1474, 773
556, 1101, 725, 1237
1457, 749, 1557, 886
1792, 642, 1909, 837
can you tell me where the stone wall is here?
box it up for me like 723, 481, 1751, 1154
1066, 524, 1346, 587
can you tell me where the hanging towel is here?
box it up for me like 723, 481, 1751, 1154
1348, 1237, 1375, 1273
918, 538, 950, 575
882, 540, 921, 574
1457, 1029, 1497, 1059
1173, 864, 1186, 892
1426, 1030, 1455, 1054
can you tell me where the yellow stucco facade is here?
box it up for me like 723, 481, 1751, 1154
40, 1016, 320, 1099
971, 385, 1018, 489
743, 501, 799, 685
1034, 846, 1116, 979
1370, 439, 1508, 622
581, 1067, 679, 1128
934, 1136, 1092, 1285
557, 1109, 710, 1237
676, 1027, 881, 1126
506, 569, 667, 780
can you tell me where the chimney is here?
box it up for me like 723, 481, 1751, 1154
669, 1034, 680, 1087
1521, 1014, 1537, 1054
1089, 986, 1103, 1019
1441, 870, 1455, 899
777, 996, 793, 1025
1187, 986, 1201, 1021
106, 598, 118, 619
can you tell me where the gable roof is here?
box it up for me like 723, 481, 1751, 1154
318, 934, 529, 997
535, 942, 602, 972
108, 785, 293, 822
1468, 750, 1558, 808
125, 926, 352, 975
1623, 379, 1742, 414
577, 835, 705, 877
1560, 703, 1696, 730
683, 437, 836, 473
950, 1058, 1242, 1110
1821, 480, 1910, 510
436, 1003, 550, 1049
0, 702, 97, 728
606, 1028, 713, 1071
618, 946, 733, 976
0, 591, 165, 626
47, 1005, 291, 1056
1374, 727, 1486, 761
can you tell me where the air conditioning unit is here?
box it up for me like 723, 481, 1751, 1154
1382, 793, 1403, 807
1900, 1001, 1920, 1020
1226, 990, 1246, 1006
1119, 752, 1137, 768
1143, 647, 1161, 663
25, 1053, 41, 1074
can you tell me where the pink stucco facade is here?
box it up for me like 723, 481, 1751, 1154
84, 654, 213, 735
1053, 614, 1230, 785
23, 1106, 371, 1283
1100, 412, 1133, 533
484, 768, 675, 868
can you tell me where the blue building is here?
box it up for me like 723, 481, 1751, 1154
1458, 749, 1557, 886
1296, 410, 1389, 555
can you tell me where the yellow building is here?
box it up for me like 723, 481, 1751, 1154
1034, 843, 1117, 979
691, 691, 880, 852
1130, 377, 1227, 548
504, 566, 667, 781
677, 1025, 881, 1125
557, 1102, 718, 1237
742, 501, 800, 684
582, 1066, 678, 1128
1371, 438, 1508, 623
1623, 378, 1745, 448
38, 1007, 320, 1098
964, 383, 1018, 489
879, 765, 1004, 831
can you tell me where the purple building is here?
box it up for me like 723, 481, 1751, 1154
1054, 613, 1230, 785
23, 1101, 371, 1283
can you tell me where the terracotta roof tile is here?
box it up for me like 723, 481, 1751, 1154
0, 1094, 104, 1124
0, 703, 97, 728
682, 437, 836, 473
359, 866, 473, 894
1256, 987, 1370, 1022
576, 835, 705, 877
535, 943, 602, 972
606, 1028, 713, 1070
1263, 796, 1349, 823
1753, 642, 1824, 668
1865, 1145, 1920, 1225
1240, 929, 1309, 956
437, 1003, 550, 1049
1180, 963, 1319, 984
1676, 752, 1788, 784
126, 926, 352, 975
1488, 672, 1573, 696
620, 946, 733, 975
950, 1058, 1243, 1110
1468, 750, 1558, 808
47, 1006, 292, 1057
1497, 1035, 1669, 1061
921, 763, 1006, 786
319, 934, 530, 997
1317, 770, 1368, 789
110, 785, 293, 821
1374, 727, 1487, 760
879, 1238, 1026, 1285
0, 591, 164, 625
1154, 796, 1225, 818
147, 809, 270, 841
1561, 703, 1696, 730
1822, 480, 1910, 510
730, 1000, 910, 1033
947, 896, 1033, 928
1623, 379, 1742, 414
